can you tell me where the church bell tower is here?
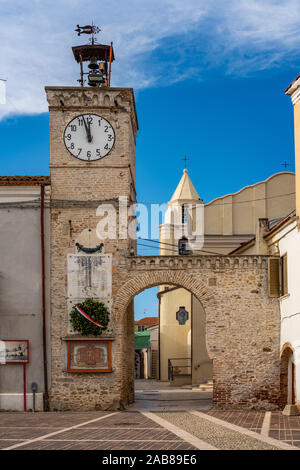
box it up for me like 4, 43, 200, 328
45, 26, 138, 410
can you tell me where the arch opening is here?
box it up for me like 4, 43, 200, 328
280, 343, 296, 408
120, 276, 213, 410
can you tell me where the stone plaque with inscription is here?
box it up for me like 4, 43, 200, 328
67, 254, 112, 301
67, 340, 112, 373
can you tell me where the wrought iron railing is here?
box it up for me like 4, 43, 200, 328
168, 357, 192, 381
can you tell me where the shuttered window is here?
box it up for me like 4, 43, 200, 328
268, 258, 280, 297
268, 255, 288, 298
280, 253, 288, 296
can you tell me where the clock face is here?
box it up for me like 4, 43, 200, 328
64, 114, 115, 161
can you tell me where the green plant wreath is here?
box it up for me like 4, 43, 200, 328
70, 298, 110, 336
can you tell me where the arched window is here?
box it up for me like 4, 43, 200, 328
178, 238, 190, 255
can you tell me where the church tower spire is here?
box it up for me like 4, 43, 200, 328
169, 168, 202, 205
159, 169, 204, 255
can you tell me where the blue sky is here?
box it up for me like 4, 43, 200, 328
0, 0, 299, 319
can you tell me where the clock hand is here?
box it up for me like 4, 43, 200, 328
82, 115, 92, 143
87, 119, 93, 143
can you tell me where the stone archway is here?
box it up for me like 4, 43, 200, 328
113, 271, 213, 406
114, 270, 213, 320
280, 343, 295, 408
113, 259, 281, 410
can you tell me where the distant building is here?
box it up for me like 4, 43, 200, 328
134, 317, 159, 332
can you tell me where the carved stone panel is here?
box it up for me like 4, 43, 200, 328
67, 340, 112, 372
67, 253, 112, 301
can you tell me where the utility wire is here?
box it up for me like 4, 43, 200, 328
0, 191, 296, 206
137, 238, 226, 256
138, 237, 230, 256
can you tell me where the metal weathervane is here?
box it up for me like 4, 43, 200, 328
72, 23, 114, 87
75, 23, 101, 45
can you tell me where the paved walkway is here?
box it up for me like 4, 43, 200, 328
0, 381, 299, 450
133, 379, 212, 411
0, 409, 299, 451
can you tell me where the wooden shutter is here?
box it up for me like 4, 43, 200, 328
268, 257, 280, 298
282, 253, 288, 296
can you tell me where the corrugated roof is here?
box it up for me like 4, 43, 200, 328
0, 175, 50, 185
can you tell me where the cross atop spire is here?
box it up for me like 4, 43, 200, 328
182, 156, 189, 170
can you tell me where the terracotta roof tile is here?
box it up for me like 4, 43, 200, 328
0, 175, 50, 185
134, 317, 159, 325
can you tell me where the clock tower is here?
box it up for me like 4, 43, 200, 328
45, 32, 138, 410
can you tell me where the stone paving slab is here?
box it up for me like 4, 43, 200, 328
0, 411, 197, 451
207, 410, 265, 433
1, 409, 300, 450
205, 410, 300, 448
269, 412, 300, 447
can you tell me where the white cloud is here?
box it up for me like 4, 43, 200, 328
0, 0, 300, 119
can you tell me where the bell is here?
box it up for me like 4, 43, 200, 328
88, 70, 105, 87
88, 57, 99, 70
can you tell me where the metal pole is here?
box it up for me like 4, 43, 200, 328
79, 54, 84, 87
40, 185, 49, 411
108, 42, 113, 87
23, 364, 26, 411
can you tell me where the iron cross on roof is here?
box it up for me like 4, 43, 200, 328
281, 160, 289, 169
182, 156, 189, 169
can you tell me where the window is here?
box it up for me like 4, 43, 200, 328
138, 325, 145, 332
280, 253, 288, 297
268, 254, 288, 298
181, 205, 187, 224
178, 238, 190, 255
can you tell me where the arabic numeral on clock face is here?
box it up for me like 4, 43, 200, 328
104, 144, 109, 150
70, 125, 77, 132
87, 150, 91, 159
96, 149, 101, 157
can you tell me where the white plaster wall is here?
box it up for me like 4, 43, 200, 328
0, 393, 44, 411
271, 220, 300, 402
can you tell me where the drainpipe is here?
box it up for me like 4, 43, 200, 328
158, 295, 161, 381
40, 184, 49, 411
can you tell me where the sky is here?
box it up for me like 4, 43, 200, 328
0, 0, 299, 319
